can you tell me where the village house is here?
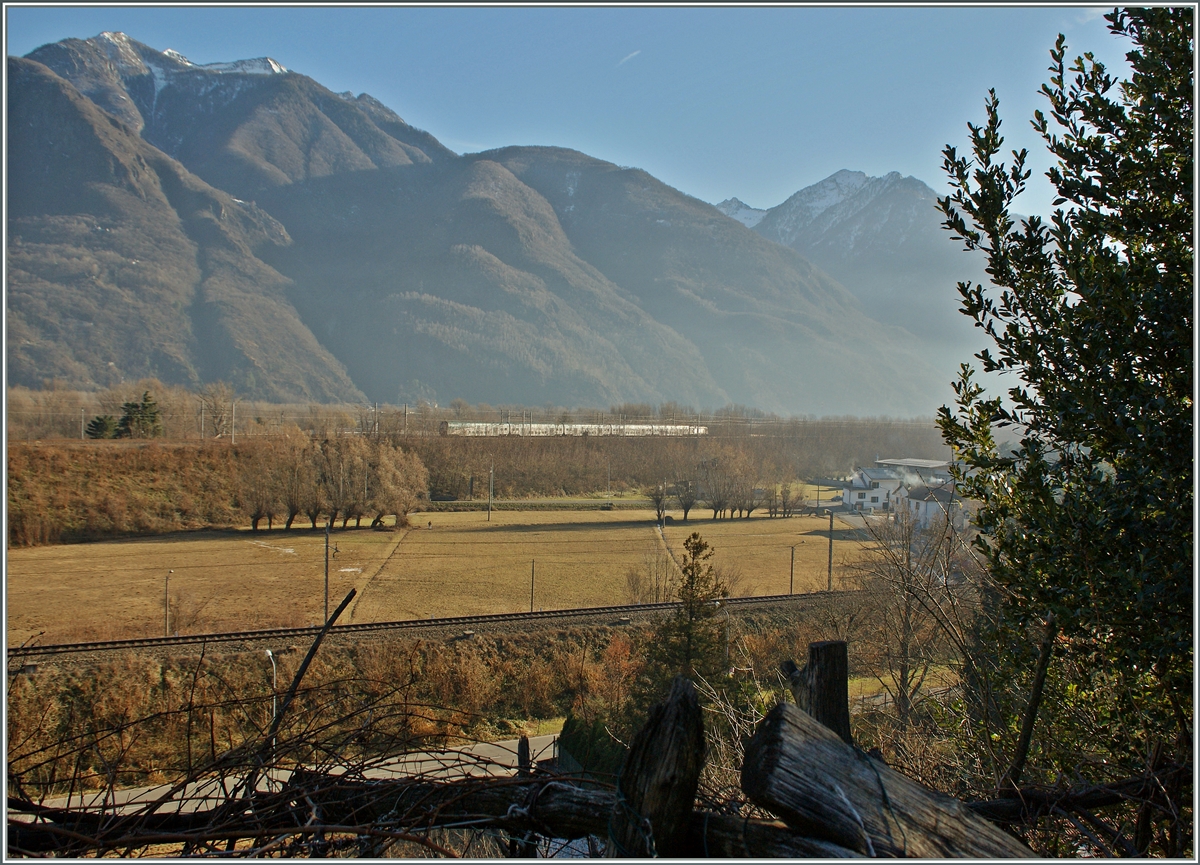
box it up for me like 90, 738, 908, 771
841, 466, 903, 512
839, 458, 956, 515
892, 481, 970, 530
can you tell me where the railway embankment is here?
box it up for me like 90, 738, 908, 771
8, 591, 856, 672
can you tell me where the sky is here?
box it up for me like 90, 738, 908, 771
5, 4, 1131, 217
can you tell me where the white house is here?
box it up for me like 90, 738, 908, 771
842, 467, 903, 512
892, 482, 969, 529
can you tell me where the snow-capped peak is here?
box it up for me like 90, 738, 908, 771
85, 34, 287, 76
162, 48, 195, 66
95, 31, 147, 72
197, 57, 288, 75
715, 197, 768, 228
98, 30, 133, 46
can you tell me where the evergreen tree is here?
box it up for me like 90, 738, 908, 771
654, 532, 729, 680
85, 415, 118, 439
937, 6, 1191, 804
116, 391, 164, 439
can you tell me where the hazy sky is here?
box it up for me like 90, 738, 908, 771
6, 5, 1130, 216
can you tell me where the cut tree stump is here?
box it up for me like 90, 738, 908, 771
783, 640, 853, 743
741, 702, 1034, 858
605, 675, 705, 857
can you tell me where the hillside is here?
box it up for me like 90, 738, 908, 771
6, 56, 364, 402
24, 32, 455, 199
485, 148, 944, 413
10, 33, 958, 415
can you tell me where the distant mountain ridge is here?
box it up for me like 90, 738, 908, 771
724, 170, 989, 357
8, 32, 962, 415
24, 31, 455, 200
714, 197, 767, 228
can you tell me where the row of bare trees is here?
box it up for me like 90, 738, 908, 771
646, 450, 809, 523
6, 380, 392, 442
10, 382, 948, 481
237, 434, 429, 531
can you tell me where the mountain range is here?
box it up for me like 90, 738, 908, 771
718, 170, 989, 354
7, 32, 985, 415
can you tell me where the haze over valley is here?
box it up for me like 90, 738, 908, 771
8, 32, 990, 416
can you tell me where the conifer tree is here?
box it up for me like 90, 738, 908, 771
655, 532, 729, 680
116, 391, 163, 439
85, 414, 118, 439
937, 7, 1192, 798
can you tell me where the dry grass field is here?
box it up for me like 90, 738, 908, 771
350, 508, 673, 622
662, 512, 865, 596
7, 509, 869, 647
6, 527, 404, 646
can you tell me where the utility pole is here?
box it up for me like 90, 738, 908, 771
530, 559, 535, 613
827, 511, 834, 592
164, 570, 173, 636
719, 602, 731, 667
231, 401, 236, 445
265, 649, 277, 756
80, 408, 85, 440
488, 464, 494, 522
324, 521, 331, 621
816, 483, 821, 511
265, 650, 277, 720
200, 402, 205, 439
790, 546, 795, 595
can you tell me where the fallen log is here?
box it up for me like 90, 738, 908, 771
968, 761, 1194, 824
741, 702, 1034, 858
683, 812, 862, 858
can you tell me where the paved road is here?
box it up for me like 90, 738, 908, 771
17, 734, 559, 816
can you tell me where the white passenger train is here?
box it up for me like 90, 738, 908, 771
438, 420, 707, 437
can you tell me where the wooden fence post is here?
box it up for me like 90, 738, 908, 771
508, 736, 536, 857
783, 640, 852, 744
605, 676, 704, 858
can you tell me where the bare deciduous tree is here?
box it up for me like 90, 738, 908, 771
699, 457, 733, 520
269, 430, 311, 530
649, 481, 669, 523
198, 382, 236, 438
851, 508, 978, 730
780, 481, 796, 518
367, 443, 429, 527
239, 442, 279, 531
673, 478, 697, 522
624, 542, 677, 604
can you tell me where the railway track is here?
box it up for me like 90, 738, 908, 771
8, 592, 848, 660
